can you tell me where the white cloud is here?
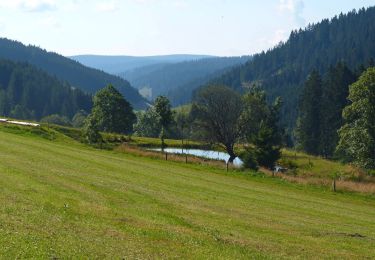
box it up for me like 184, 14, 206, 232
256, 29, 288, 51
173, 0, 188, 8
133, 0, 155, 4
0, 0, 57, 12
279, 0, 305, 27
39, 16, 60, 28
271, 29, 288, 45
95, 1, 118, 12
0, 20, 5, 32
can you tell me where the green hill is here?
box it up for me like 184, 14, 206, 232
0, 38, 147, 109
211, 7, 375, 128
0, 59, 92, 120
0, 124, 374, 258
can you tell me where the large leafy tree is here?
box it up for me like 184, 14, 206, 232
134, 108, 162, 138
191, 85, 243, 163
154, 96, 174, 149
336, 67, 375, 169
90, 85, 136, 134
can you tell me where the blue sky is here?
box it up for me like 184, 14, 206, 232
0, 0, 374, 56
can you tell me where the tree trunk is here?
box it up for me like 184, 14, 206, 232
226, 144, 237, 164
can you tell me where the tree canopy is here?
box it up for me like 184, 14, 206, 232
337, 67, 375, 169
90, 85, 136, 134
191, 85, 243, 162
154, 96, 174, 149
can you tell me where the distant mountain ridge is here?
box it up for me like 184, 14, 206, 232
74, 53, 251, 106
0, 38, 148, 109
121, 56, 251, 105
71, 54, 215, 75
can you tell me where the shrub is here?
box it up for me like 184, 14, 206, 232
41, 114, 71, 127
240, 149, 259, 170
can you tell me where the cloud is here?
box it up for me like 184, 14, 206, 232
0, 0, 57, 12
279, 0, 305, 27
257, 29, 288, 50
133, 0, 155, 4
0, 20, 5, 32
95, 1, 118, 12
39, 16, 61, 28
271, 29, 288, 45
173, 0, 188, 8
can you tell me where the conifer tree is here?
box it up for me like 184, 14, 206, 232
296, 70, 322, 155
320, 63, 356, 157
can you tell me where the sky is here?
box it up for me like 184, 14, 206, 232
0, 0, 374, 57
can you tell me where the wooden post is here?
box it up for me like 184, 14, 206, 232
226, 162, 229, 172
332, 178, 336, 192
165, 153, 168, 161
185, 154, 188, 163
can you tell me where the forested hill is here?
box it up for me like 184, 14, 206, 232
121, 56, 251, 105
0, 59, 92, 120
210, 6, 375, 129
71, 54, 214, 75
0, 38, 147, 109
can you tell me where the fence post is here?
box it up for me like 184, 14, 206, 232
332, 178, 336, 192
185, 154, 188, 163
165, 153, 168, 161
226, 162, 229, 172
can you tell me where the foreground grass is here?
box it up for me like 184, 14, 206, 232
0, 126, 375, 258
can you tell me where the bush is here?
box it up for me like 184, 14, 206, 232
72, 110, 88, 128
278, 158, 298, 170
368, 170, 375, 177
41, 114, 71, 127
82, 115, 101, 144
240, 149, 259, 170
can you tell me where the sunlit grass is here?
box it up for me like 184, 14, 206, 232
0, 124, 374, 258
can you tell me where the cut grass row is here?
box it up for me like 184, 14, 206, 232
0, 124, 374, 258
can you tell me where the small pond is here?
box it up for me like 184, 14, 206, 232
149, 148, 243, 167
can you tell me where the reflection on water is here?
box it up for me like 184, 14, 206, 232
149, 148, 243, 167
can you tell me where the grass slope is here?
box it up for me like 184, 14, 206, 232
0, 126, 374, 259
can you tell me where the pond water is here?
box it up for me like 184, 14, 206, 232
149, 147, 244, 167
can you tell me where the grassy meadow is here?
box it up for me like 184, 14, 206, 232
0, 124, 375, 258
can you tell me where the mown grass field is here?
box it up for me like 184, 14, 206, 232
0, 125, 375, 259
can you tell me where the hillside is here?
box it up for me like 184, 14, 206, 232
0, 38, 147, 109
121, 56, 251, 104
0, 124, 374, 258
211, 7, 375, 129
0, 59, 91, 120
71, 54, 214, 75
